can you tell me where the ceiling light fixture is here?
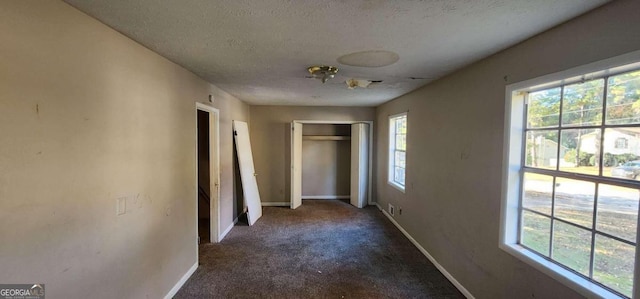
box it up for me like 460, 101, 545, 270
307, 65, 339, 83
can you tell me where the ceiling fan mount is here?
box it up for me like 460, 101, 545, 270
307, 65, 339, 83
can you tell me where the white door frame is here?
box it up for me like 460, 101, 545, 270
196, 103, 220, 243
290, 120, 374, 208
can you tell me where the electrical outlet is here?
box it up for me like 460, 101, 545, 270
388, 203, 395, 216
116, 197, 126, 216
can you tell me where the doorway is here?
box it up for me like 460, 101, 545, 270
196, 103, 220, 244
290, 120, 373, 209
300, 124, 351, 201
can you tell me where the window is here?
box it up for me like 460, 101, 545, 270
502, 55, 640, 299
389, 113, 407, 191
615, 137, 629, 149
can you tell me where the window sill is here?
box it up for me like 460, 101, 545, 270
499, 243, 624, 299
387, 181, 405, 193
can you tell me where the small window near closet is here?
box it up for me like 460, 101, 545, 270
388, 113, 407, 192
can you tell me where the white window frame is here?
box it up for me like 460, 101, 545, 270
501, 50, 640, 299
388, 112, 407, 192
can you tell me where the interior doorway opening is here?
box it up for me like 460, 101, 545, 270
291, 120, 373, 209
300, 124, 352, 201
196, 103, 220, 244
197, 110, 210, 243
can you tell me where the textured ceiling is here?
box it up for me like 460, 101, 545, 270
64, 0, 609, 106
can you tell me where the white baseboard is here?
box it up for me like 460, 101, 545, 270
377, 204, 475, 299
261, 201, 289, 206
164, 261, 198, 299
219, 217, 238, 241
301, 195, 350, 199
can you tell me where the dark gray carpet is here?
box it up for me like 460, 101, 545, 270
175, 200, 465, 299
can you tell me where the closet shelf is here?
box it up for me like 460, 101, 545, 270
302, 135, 351, 141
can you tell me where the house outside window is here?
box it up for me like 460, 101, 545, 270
388, 113, 407, 191
501, 55, 640, 299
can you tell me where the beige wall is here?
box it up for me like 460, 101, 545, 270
301, 140, 351, 197
0, 1, 248, 298
302, 124, 351, 197
250, 106, 374, 203
375, 0, 640, 298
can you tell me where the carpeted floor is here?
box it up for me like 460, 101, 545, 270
175, 200, 464, 299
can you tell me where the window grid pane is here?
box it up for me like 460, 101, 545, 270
593, 234, 636, 297
521, 210, 551, 256
525, 130, 559, 170
520, 70, 640, 297
606, 70, 640, 125
396, 135, 406, 151
522, 173, 553, 215
596, 184, 639, 243
561, 79, 604, 127
552, 220, 592, 276
394, 166, 405, 186
553, 178, 595, 228
394, 150, 406, 169
527, 87, 561, 128
603, 127, 640, 181
558, 128, 600, 175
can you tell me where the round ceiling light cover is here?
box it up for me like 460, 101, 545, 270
337, 50, 399, 68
